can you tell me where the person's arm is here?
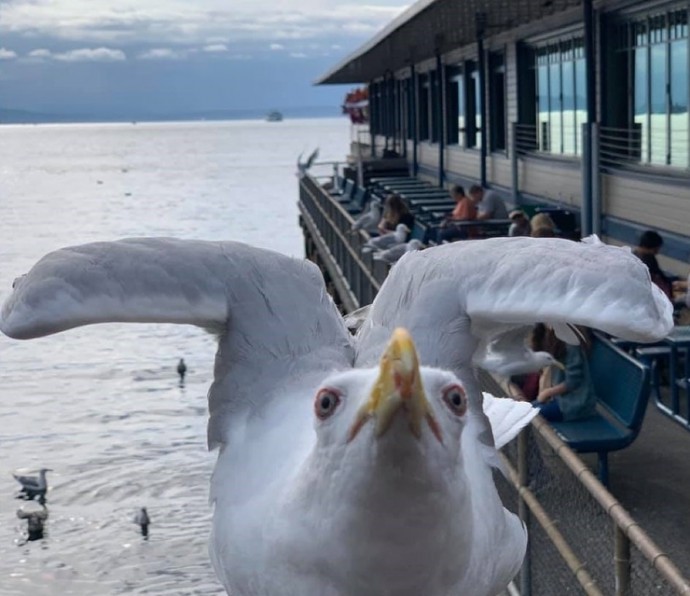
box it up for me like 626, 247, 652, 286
537, 382, 566, 403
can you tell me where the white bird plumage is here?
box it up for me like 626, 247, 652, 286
477, 325, 563, 377
373, 238, 424, 264
351, 199, 382, 234
0, 235, 673, 596
296, 148, 319, 178
361, 223, 410, 252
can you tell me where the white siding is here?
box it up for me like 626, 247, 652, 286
602, 174, 690, 237
518, 158, 584, 208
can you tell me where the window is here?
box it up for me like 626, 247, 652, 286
397, 79, 408, 151
466, 61, 481, 148
430, 70, 441, 143
418, 74, 430, 141
630, 10, 688, 167
489, 52, 506, 151
535, 38, 587, 156
445, 65, 465, 146
407, 77, 415, 141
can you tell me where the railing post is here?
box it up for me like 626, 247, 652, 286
614, 526, 631, 595
591, 122, 601, 236
518, 430, 532, 596
511, 122, 519, 205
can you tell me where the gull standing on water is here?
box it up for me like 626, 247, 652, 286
13, 468, 52, 502
177, 358, 187, 384
0, 236, 672, 595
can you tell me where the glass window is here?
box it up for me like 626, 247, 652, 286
445, 66, 464, 146
489, 52, 506, 151
670, 39, 688, 168
623, 9, 688, 168
466, 61, 481, 148
533, 38, 587, 156
418, 74, 430, 141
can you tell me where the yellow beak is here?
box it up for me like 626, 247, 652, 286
348, 328, 443, 444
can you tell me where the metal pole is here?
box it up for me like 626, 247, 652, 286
614, 525, 631, 596
581, 122, 592, 237
511, 122, 519, 204
591, 122, 601, 236
477, 33, 488, 187
411, 66, 419, 176
437, 53, 445, 188
583, 0, 596, 236
518, 431, 532, 596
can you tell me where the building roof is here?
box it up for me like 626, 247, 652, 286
316, 0, 583, 85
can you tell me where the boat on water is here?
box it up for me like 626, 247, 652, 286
266, 110, 283, 122
297, 0, 690, 592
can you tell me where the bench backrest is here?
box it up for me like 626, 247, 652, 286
343, 178, 355, 199
589, 333, 651, 432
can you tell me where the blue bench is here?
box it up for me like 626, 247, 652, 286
549, 334, 651, 487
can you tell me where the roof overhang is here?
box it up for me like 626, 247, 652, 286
316, 0, 583, 85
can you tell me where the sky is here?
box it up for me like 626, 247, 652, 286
0, 0, 407, 118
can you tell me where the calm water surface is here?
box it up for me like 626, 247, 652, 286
0, 118, 349, 594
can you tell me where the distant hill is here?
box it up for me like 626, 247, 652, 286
0, 105, 341, 125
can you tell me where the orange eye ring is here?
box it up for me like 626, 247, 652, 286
442, 385, 467, 417
315, 388, 341, 420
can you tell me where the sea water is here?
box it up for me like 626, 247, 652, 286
0, 118, 349, 595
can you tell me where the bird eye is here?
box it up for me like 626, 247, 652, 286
314, 388, 341, 420
442, 385, 467, 417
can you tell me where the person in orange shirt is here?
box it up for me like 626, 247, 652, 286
437, 185, 477, 243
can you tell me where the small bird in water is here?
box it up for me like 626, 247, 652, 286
13, 468, 51, 502
17, 506, 48, 541
135, 507, 151, 539
177, 358, 187, 385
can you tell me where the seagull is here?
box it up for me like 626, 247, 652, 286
373, 238, 424, 264
362, 223, 410, 252
177, 358, 187, 384
135, 507, 151, 538
0, 236, 673, 595
351, 199, 382, 234
296, 148, 319, 178
477, 326, 566, 378
13, 468, 51, 502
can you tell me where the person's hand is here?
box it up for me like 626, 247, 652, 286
536, 390, 552, 404
673, 280, 688, 291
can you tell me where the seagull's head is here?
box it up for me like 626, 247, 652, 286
310, 328, 469, 486
532, 351, 565, 371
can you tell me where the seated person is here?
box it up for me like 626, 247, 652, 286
378, 194, 414, 239
633, 230, 673, 300
436, 185, 477, 243
468, 185, 509, 220
508, 210, 531, 237
532, 324, 597, 422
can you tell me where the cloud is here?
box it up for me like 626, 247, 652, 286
0, 1, 407, 47
0, 47, 17, 59
202, 43, 227, 53
54, 47, 126, 61
290, 52, 307, 59
137, 47, 186, 60
269, 43, 284, 50
24, 46, 125, 62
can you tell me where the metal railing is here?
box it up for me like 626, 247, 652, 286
298, 177, 690, 594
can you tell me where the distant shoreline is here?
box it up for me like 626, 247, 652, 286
0, 108, 342, 126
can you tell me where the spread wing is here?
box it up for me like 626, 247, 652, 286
1, 238, 354, 448
354, 236, 672, 371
